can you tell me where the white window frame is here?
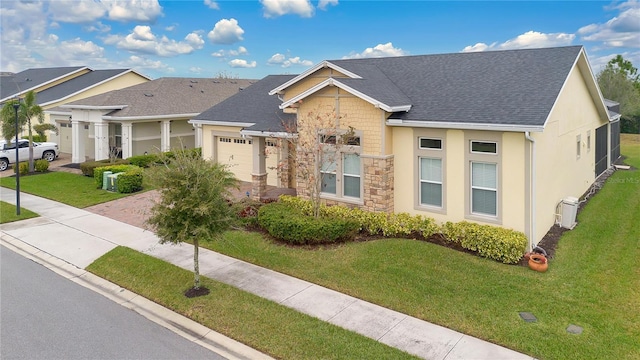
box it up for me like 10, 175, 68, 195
470, 161, 498, 217
319, 130, 362, 201
470, 141, 498, 154
576, 134, 581, 160
419, 157, 443, 208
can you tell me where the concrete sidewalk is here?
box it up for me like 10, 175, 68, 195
0, 189, 534, 360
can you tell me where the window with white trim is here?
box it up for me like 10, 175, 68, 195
420, 157, 442, 207
319, 132, 362, 200
471, 141, 497, 154
471, 162, 497, 216
576, 134, 581, 159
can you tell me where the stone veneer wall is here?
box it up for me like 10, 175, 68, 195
251, 173, 267, 200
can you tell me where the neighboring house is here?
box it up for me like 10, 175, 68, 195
193, 46, 620, 248
51, 77, 255, 163
1, 66, 150, 141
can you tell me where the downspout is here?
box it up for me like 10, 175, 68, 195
525, 131, 536, 252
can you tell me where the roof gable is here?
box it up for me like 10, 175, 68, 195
0, 66, 87, 102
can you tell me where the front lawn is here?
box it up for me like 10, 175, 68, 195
0, 172, 131, 208
0, 201, 38, 223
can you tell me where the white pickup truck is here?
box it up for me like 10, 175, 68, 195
0, 139, 59, 171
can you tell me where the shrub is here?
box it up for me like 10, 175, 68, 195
441, 221, 527, 264
230, 197, 264, 228
127, 154, 160, 168
258, 202, 359, 245
34, 159, 49, 172
22, 135, 47, 142
13, 162, 29, 175
115, 166, 143, 193
94, 164, 141, 189
80, 159, 130, 177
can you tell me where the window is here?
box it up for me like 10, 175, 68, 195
420, 158, 442, 207
471, 141, 497, 154
471, 162, 497, 216
576, 134, 581, 159
233, 138, 246, 144
320, 151, 337, 195
219, 137, 231, 143
419, 138, 442, 150
343, 153, 360, 198
587, 131, 591, 153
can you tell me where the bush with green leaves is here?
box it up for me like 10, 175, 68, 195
22, 135, 47, 142
127, 154, 160, 168
34, 159, 49, 172
441, 221, 527, 264
13, 162, 29, 175
115, 166, 143, 193
230, 197, 264, 228
258, 202, 359, 245
93, 164, 143, 192
80, 159, 130, 177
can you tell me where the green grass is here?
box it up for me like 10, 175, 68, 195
0, 201, 38, 223
0, 172, 131, 208
88, 247, 418, 360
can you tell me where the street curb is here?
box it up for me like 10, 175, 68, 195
0, 232, 275, 360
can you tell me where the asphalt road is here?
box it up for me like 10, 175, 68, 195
0, 245, 226, 360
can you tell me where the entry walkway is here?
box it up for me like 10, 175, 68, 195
0, 189, 534, 360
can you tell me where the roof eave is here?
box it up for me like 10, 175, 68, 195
386, 119, 544, 133
189, 119, 255, 127
268, 60, 362, 95
240, 129, 298, 139
104, 113, 199, 121
60, 104, 127, 110
0, 66, 90, 103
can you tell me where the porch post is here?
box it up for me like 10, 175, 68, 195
161, 120, 171, 152
251, 136, 267, 200
121, 123, 133, 159
71, 120, 85, 163
194, 123, 203, 148
94, 122, 109, 161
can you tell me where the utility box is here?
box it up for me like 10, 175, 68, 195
106, 172, 123, 192
102, 171, 112, 190
560, 196, 579, 229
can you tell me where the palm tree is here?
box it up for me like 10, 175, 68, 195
1, 90, 44, 172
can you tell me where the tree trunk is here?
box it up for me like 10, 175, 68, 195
193, 238, 200, 289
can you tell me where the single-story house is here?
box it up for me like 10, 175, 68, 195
48, 77, 255, 163
1, 66, 150, 140
192, 46, 620, 248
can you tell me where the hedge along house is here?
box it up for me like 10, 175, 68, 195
49, 77, 255, 163
193, 46, 620, 249
190, 75, 297, 191
1, 66, 149, 141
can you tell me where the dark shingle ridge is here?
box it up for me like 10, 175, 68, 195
328, 46, 584, 127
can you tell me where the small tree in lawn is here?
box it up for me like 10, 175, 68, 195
280, 104, 355, 218
145, 148, 238, 295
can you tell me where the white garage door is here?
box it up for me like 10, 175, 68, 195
216, 136, 280, 186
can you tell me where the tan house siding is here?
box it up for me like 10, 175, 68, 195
532, 64, 607, 242
282, 68, 350, 102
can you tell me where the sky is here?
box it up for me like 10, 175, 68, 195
1, 0, 639, 80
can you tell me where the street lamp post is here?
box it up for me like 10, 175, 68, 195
13, 98, 20, 215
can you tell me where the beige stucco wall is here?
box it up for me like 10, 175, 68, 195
531, 64, 608, 242
393, 128, 527, 234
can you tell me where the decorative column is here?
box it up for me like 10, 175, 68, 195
251, 136, 267, 200
121, 123, 133, 159
161, 120, 171, 152
94, 122, 109, 161
71, 120, 85, 163
194, 123, 203, 148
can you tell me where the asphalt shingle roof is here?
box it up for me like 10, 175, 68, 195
64, 77, 256, 117
194, 75, 297, 132
36, 69, 132, 104
1, 66, 86, 100
328, 46, 584, 127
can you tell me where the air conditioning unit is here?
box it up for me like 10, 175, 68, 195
106, 172, 123, 192
560, 197, 579, 229
102, 171, 113, 190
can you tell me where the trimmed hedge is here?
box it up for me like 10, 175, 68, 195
13, 162, 29, 175
277, 196, 526, 264
22, 135, 47, 142
80, 159, 130, 177
93, 164, 143, 193
441, 221, 527, 264
258, 202, 359, 245
127, 154, 160, 168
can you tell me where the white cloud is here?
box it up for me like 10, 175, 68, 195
261, 0, 314, 18
343, 42, 407, 59
189, 66, 203, 73
103, 0, 163, 22
578, 4, 640, 48
228, 59, 257, 68
48, 0, 107, 23
268, 53, 313, 67
127, 55, 174, 73
84, 22, 111, 33
207, 18, 244, 44
462, 31, 575, 52
104, 25, 204, 57
211, 46, 248, 58
318, 0, 338, 11
204, 0, 220, 10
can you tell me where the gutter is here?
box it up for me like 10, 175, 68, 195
525, 131, 536, 252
